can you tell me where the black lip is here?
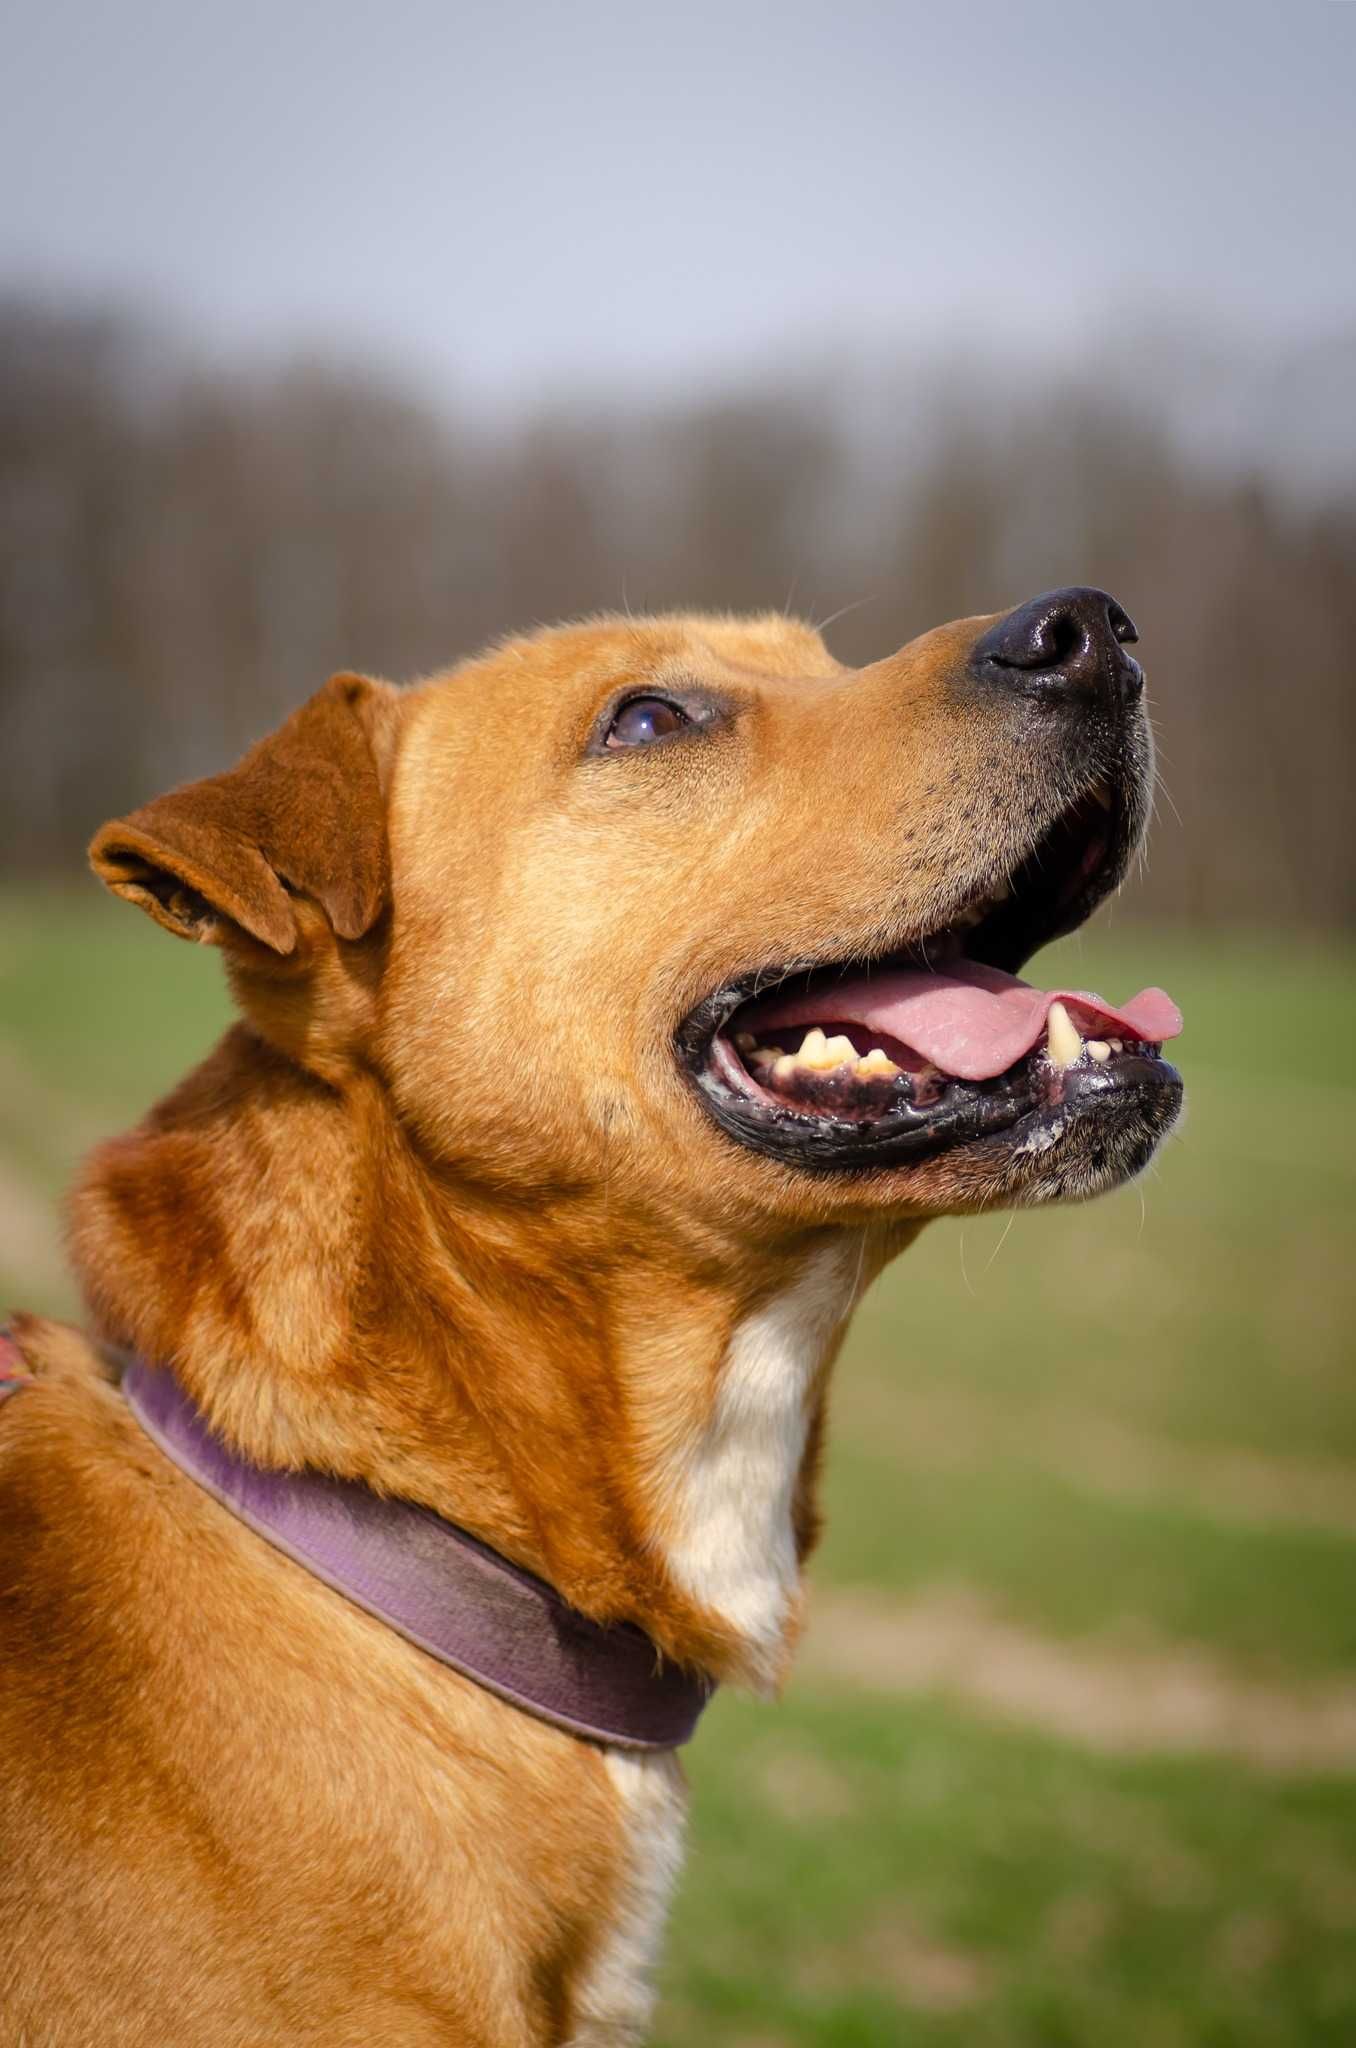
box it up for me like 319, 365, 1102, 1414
683, 1032, 1181, 1176
675, 774, 1162, 1175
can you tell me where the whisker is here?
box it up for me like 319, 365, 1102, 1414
813, 593, 876, 638
982, 1212, 1019, 1273
957, 1226, 978, 1301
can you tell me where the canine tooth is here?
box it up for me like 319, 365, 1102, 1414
857, 1048, 901, 1079
1087, 1039, 1112, 1063
1046, 1000, 1082, 1071
734, 1032, 757, 1052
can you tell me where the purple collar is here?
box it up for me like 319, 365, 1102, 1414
122, 1361, 711, 1751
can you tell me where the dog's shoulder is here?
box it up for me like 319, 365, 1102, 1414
0, 1313, 127, 1483
0, 1315, 143, 1643
1, 1310, 113, 1389
0, 1313, 187, 1719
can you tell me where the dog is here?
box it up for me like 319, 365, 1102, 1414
0, 588, 1182, 2043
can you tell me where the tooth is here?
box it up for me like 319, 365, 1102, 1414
795, 1027, 829, 1067
857, 1048, 901, 1079
1046, 1000, 1082, 1070
734, 1032, 757, 1052
1087, 1039, 1111, 1063
797, 1028, 857, 1071
750, 1044, 785, 1068
772, 1054, 800, 1085
1107, 1037, 1123, 1053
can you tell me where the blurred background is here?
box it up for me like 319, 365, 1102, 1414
2, 2, 1355, 2039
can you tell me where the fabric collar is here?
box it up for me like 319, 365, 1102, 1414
122, 1360, 712, 1751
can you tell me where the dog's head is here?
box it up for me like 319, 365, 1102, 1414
91, 591, 1182, 1237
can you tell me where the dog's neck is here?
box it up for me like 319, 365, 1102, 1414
70, 1024, 912, 1688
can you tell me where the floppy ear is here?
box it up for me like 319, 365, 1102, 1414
89, 674, 393, 955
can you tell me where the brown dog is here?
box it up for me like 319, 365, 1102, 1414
0, 592, 1182, 2043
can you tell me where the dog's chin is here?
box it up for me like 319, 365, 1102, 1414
674, 779, 1184, 1207
914, 1055, 1184, 1211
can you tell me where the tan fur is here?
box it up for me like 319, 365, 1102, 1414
3, 607, 1156, 2041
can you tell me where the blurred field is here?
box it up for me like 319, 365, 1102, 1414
2, 895, 1355, 2044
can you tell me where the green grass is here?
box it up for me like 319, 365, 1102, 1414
662, 1690, 1356, 2047
2, 892, 1355, 2043
0, 886, 233, 1109
818, 1449, 1356, 1675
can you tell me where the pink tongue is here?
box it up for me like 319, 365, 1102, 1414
740, 959, 1183, 1082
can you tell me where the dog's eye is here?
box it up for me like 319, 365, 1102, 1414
605, 696, 690, 749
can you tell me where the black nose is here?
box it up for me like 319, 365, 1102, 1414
972, 587, 1143, 705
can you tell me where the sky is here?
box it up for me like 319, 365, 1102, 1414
4, 0, 1355, 415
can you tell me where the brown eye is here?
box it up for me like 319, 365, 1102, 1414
605, 696, 690, 749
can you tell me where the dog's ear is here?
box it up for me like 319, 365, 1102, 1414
89, 674, 395, 955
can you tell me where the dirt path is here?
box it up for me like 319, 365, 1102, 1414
801, 1586, 1356, 1774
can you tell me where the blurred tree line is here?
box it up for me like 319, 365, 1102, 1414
1, 295, 1352, 927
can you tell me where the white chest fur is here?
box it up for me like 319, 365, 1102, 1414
571, 1246, 858, 2036
658, 1243, 859, 1690
568, 1748, 687, 2044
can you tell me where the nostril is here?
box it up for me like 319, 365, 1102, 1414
972, 587, 1141, 703
1031, 608, 1089, 673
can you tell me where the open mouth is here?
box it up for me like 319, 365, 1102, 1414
677, 785, 1184, 1175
